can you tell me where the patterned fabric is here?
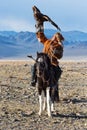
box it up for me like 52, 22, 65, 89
36, 32, 64, 66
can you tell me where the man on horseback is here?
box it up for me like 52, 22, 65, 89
31, 6, 64, 101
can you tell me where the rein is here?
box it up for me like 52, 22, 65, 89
36, 55, 51, 85
37, 67, 50, 84
41, 74, 50, 85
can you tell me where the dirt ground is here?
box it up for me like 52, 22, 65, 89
0, 60, 87, 130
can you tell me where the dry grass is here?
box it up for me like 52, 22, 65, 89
0, 60, 87, 130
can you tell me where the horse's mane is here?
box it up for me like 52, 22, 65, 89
36, 52, 51, 82
36, 52, 51, 67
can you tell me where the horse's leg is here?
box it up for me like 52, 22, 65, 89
43, 90, 46, 111
54, 83, 59, 102
37, 78, 43, 116
50, 83, 59, 112
50, 88, 55, 112
39, 94, 42, 116
38, 85, 43, 116
46, 87, 51, 117
51, 102, 54, 112
57, 83, 60, 101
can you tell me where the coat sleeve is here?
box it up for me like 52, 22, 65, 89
36, 32, 48, 44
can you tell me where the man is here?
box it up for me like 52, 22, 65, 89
31, 6, 64, 101
31, 6, 64, 87
31, 6, 64, 102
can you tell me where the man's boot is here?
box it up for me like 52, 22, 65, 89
30, 63, 37, 86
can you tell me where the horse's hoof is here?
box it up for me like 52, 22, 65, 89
48, 114, 52, 117
43, 106, 46, 111
48, 112, 52, 117
38, 112, 42, 116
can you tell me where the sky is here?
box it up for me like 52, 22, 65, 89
0, 0, 87, 32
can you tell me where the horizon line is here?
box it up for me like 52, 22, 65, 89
0, 29, 87, 33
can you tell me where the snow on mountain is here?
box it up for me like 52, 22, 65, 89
0, 30, 87, 59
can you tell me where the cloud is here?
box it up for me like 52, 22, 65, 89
0, 19, 35, 32
0, 0, 87, 32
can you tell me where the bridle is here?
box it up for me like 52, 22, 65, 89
36, 56, 51, 84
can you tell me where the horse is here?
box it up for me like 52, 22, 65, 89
28, 52, 60, 117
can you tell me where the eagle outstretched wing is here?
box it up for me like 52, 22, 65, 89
32, 6, 61, 31
42, 15, 61, 31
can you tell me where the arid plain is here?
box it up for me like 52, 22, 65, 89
0, 60, 87, 130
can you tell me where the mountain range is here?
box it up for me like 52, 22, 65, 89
0, 30, 87, 59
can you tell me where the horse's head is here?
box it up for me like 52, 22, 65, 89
36, 52, 51, 78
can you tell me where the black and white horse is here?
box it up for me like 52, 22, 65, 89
36, 52, 52, 116
28, 52, 60, 117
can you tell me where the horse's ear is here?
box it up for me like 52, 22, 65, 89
37, 51, 39, 56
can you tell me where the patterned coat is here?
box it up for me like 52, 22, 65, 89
36, 32, 64, 66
